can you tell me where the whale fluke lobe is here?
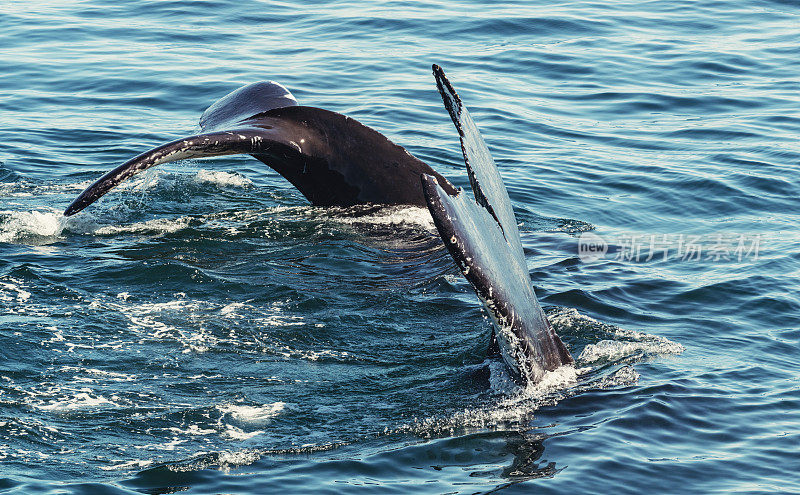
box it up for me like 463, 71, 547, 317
64, 85, 456, 216
199, 81, 298, 131
65, 128, 279, 216
424, 65, 573, 384
432, 64, 522, 253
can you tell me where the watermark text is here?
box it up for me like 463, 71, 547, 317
578, 232, 761, 263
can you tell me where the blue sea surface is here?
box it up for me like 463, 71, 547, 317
1, 1, 799, 493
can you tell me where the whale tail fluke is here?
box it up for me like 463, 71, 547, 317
65, 83, 456, 216
62, 67, 571, 384
423, 65, 573, 384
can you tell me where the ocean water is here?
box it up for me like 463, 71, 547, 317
1, 0, 798, 493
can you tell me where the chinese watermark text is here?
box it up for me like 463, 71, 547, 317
578, 232, 761, 263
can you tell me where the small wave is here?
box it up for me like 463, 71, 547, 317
193, 169, 253, 188
125, 403, 286, 454
216, 450, 262, 467
0, 209, 62, 242
585, 365, 640, 389
1, 204, 432, 247
133, 437, 189, 452
139, 442, 349, 475
99, 459, 155, 472
35, 390, 123, 412
0, 178, 94, 198
399, 308, 679, 438
0, 417, 63, 442
140, 449, 265, 472
76, 294, 317, 357
547, 307, 685, 366
0, 278, 31, 303
58, 366, 137, 382
81, 295, 223, 354
578, 339, 684, 365
0, 208, 101, 243
0, 170, 252, 241
217, 402, 286, 424
94, 215, 195, 235
540, 309, 675, 390
167, 425, 217, 437
331, 205, 435, 230
220, 301, 246, 317
221, 426, 264, 441
128, 168, 254, 192
394, 364, 583, 438
215, 403, 287, 441
266, 343, 352, 362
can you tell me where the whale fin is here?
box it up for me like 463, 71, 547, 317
432, 65, 524, 262
423, 66, 572, 384
422, 176, 572, 383
199, 81, 298, 131
65, 105, 456, 216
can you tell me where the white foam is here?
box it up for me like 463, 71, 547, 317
0, 179, 94, 197
268, 343, 350, 361
334, 205, 435, 230
36, 391, 121, 412
114, 298, 208, 334
99, 459, 154, 471
487, 360, 582, 400
58, 366, 136, 382
167, 425, 217, 436
218, 402, 286, 423
0, 210, 62, 242
0, 279, 31, 303
43, 327, 65, 343
483, 365, 583, 421
395, 308, 680, 436
547, 307, 684, 365
251, 301, 305, 328
592, 365, 640, 388
0, 208, 103, 243
95, 216, 193, 235
413, 365, 584, 432
217, 449, 261, 467
212, 402, 286, 441
220, 302, 246, 317
547, 306, 605, 332
79, 294, 311, 357
222, 425, 264, 441
135, 437, 187, 451
520, 364, 583, 396
578, 338, 684, 364
194, 169, 253, 188
256, 315, 305, 328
